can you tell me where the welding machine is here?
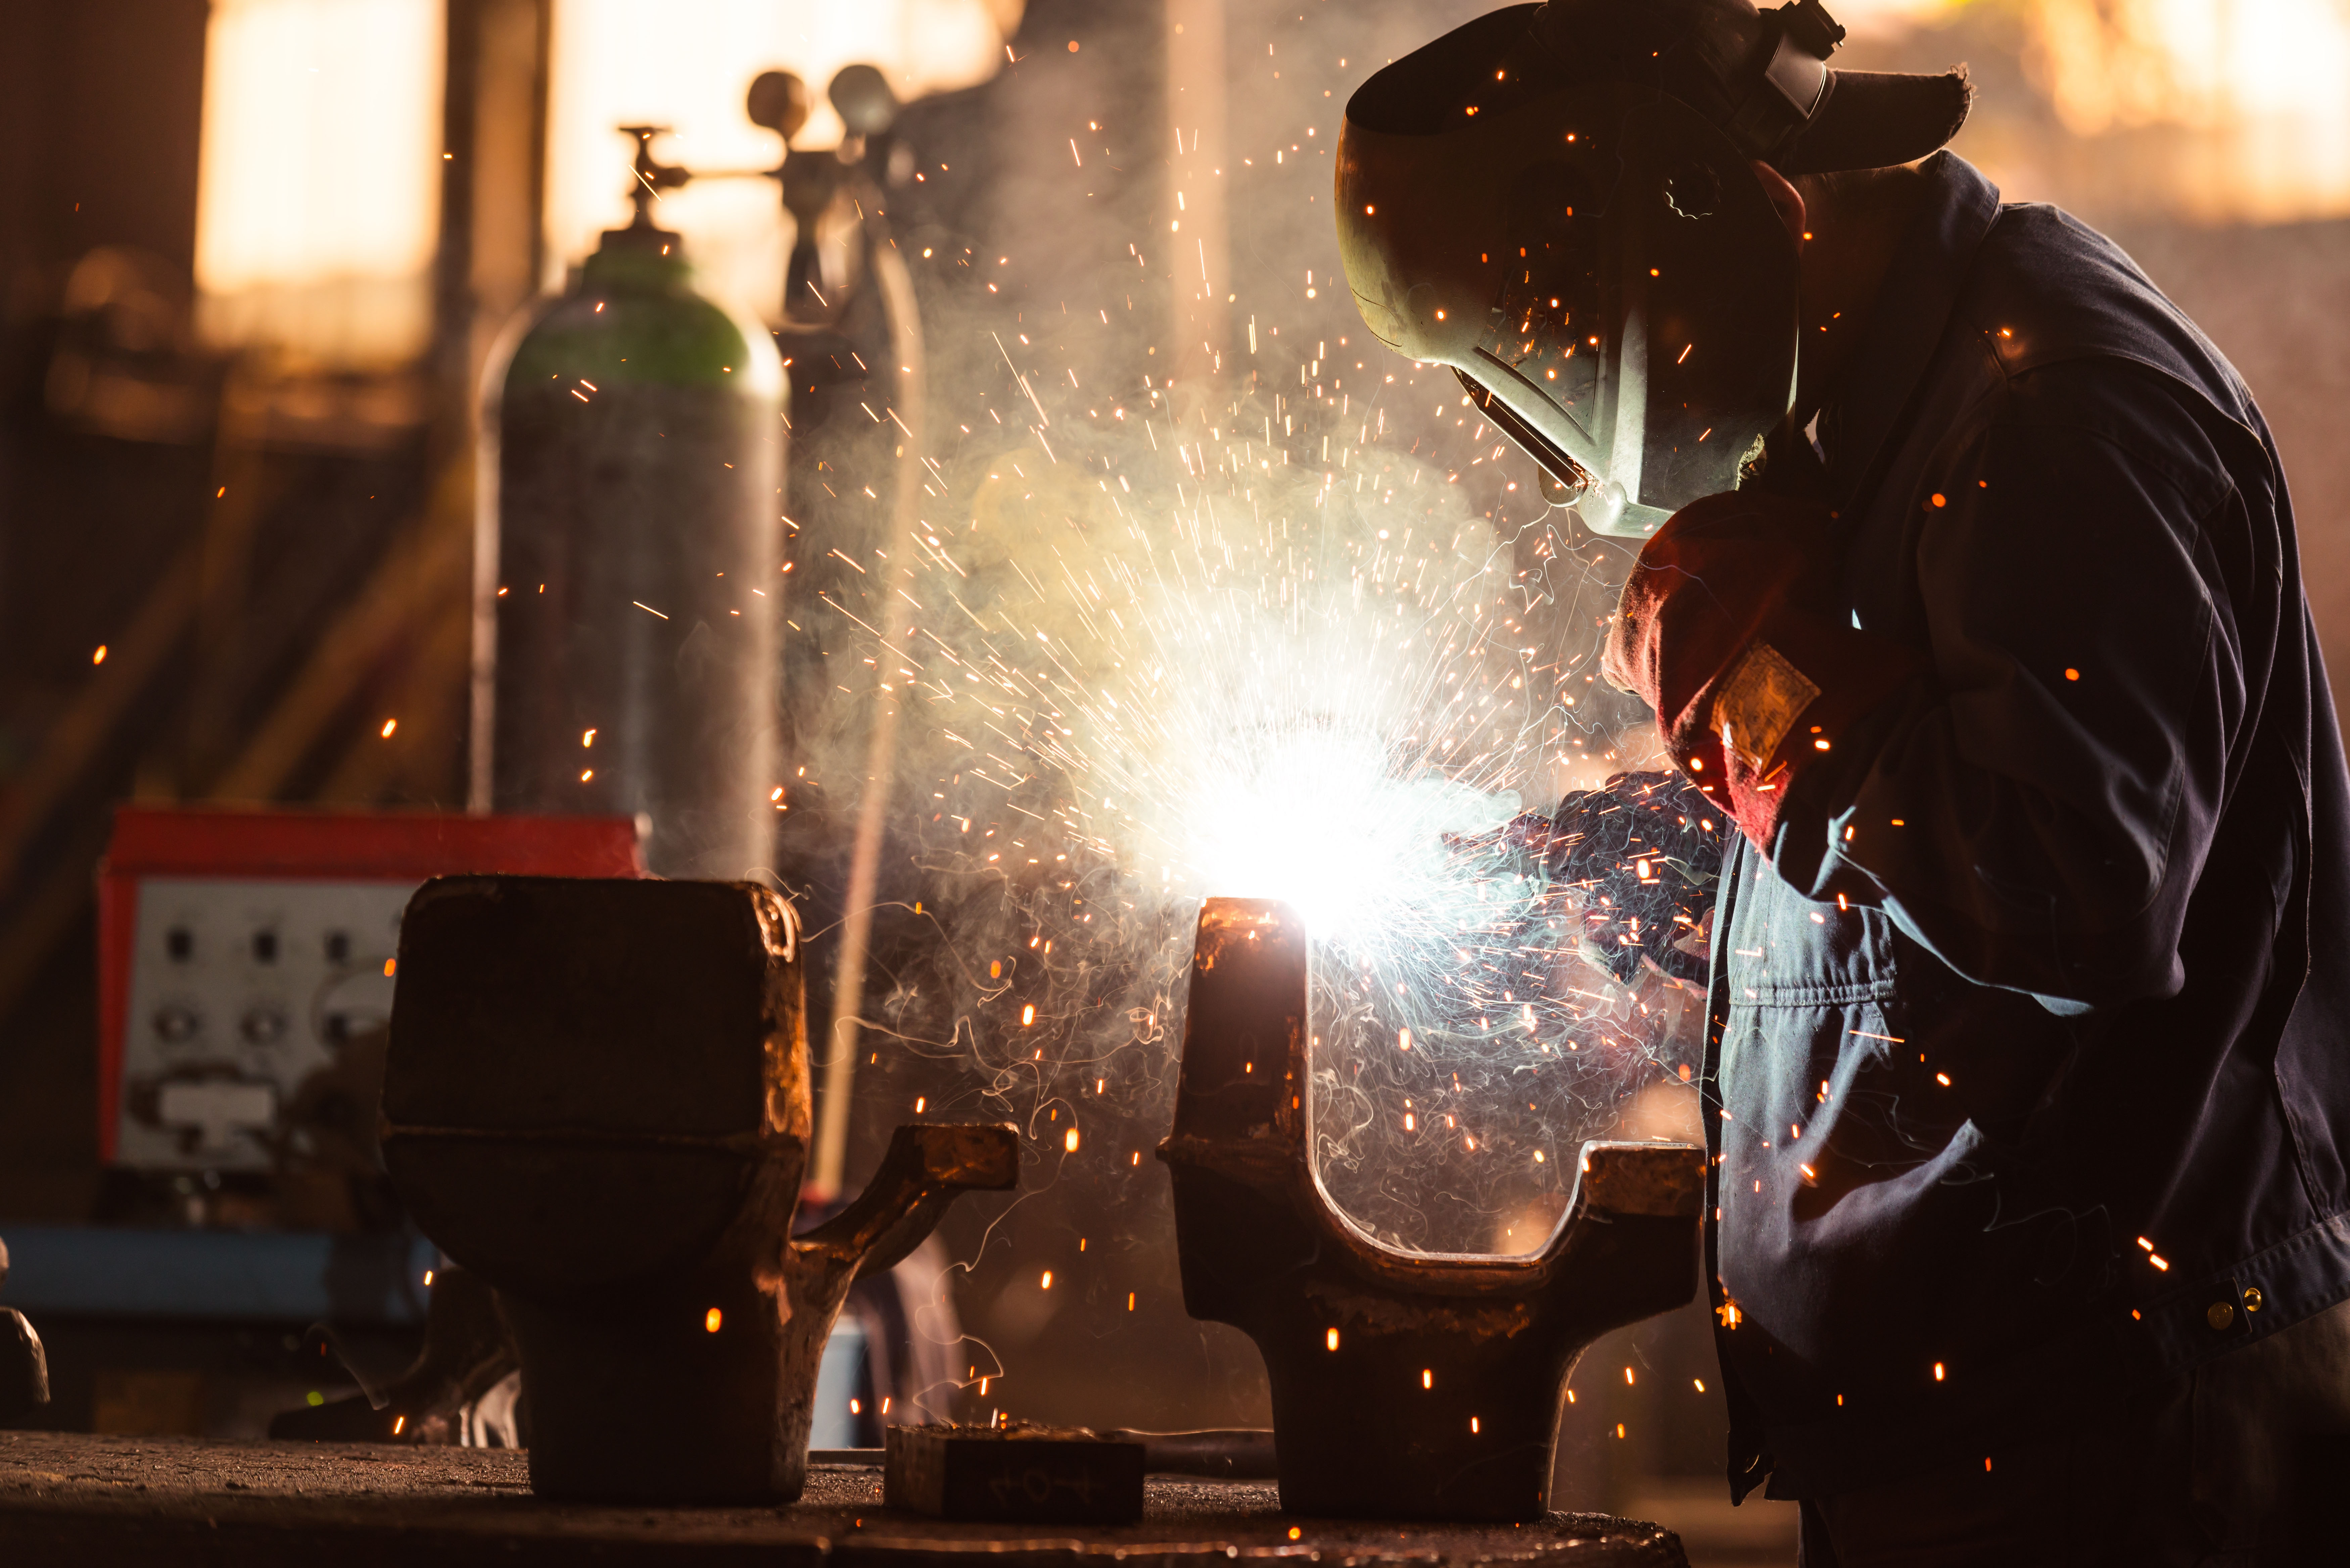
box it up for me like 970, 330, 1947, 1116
97, 806, 642, 1187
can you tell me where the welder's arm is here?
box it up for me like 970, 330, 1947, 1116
1637, 364, 2252, 1010
1601, 488, 1923, 850
1775, 374, 2251, 1009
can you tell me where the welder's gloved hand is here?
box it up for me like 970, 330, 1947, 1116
1448, 774, 1724, 984
1542, 771, 1722, 984
1601, 489, 1919, 850
1544, 772, 1721, 889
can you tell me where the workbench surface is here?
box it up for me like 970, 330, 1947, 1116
0, 1430, 1687, 1567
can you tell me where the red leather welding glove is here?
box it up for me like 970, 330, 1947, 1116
1601, 489, 1919, 851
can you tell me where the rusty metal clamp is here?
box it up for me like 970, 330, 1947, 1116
1159, 898, 1705, 1521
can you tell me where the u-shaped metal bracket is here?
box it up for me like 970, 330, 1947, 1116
1159, 898, 1705, 1520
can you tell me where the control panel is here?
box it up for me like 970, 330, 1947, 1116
116, 877, 411, 1170
99, 807, 644, 1173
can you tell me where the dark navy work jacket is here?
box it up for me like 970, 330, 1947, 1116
1703, 151, 2350, 1500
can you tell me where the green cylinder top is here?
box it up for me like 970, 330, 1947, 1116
500, 226, 784, 399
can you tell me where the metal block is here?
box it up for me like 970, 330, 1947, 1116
379, 875, 1018, 1504
885, 1423, 1146, 1524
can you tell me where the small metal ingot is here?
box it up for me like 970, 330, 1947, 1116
381, 876, 1017, 1504
885, 1422, 1146, 1523
1159, 899, 1706, 1521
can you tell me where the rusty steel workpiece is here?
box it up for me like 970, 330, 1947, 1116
1158, 898, 1706, 1521
379, 876, 1018, 1505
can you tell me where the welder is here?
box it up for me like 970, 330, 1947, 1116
1339, 0, 2350, 1559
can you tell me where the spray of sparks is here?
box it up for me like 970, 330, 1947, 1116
814, 339, 1715, 1257
748, 14, 1720, 1384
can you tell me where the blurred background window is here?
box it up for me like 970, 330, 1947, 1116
543, 0, 1017, 323
2024, 0, 2350, 221
1843, 0, 2350, 224
193, 0, 448, 367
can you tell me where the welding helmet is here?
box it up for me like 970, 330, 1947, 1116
1335, 0, 1970, 535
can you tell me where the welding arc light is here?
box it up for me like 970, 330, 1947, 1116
1184, 725, 1513, 944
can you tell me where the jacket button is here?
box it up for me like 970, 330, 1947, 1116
2244, 1287, 2264, 1313
2207, 1301, 2236, 1331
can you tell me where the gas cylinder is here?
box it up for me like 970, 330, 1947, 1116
474, 132, 786, 880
